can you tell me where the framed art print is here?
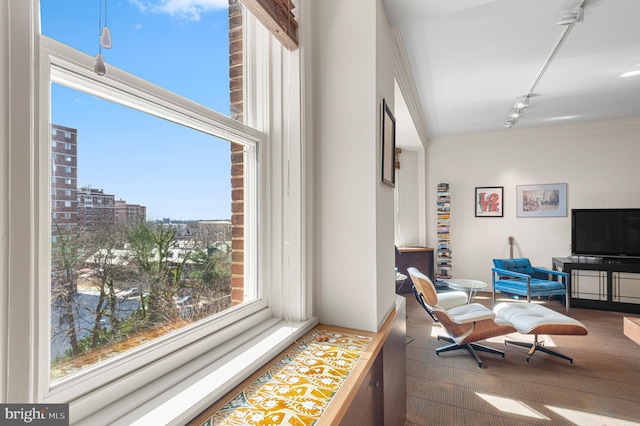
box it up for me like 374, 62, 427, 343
475, 186, 503, 217
381, 99, 396, 187
516, 183, 567, 217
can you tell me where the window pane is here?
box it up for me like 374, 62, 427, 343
40, 0, 231, 114
50, 83, 250, 382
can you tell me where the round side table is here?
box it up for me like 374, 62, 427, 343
445, 279, 487, 303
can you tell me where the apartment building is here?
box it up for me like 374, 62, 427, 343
76, 186, 115, 231
114, 199, 146, 224
50, 124, 78, 228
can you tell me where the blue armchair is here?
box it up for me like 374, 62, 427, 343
492, 258, 569, 312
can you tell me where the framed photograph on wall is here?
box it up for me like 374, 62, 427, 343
516, 183, 567, 217
381, 99, 396, 187
475, 186, 504, 217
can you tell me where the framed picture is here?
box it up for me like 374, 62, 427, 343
516, 183, 567, 217
475, 186, 504, 217
381, 99, 396, 187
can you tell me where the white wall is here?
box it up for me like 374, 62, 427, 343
426, 118, 640, 287
311, 0, 397, 331
374, 0, 398, 329
396, 149, 420, 246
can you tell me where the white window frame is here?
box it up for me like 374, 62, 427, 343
39, 33, 269, 399
3, 1, 313, 423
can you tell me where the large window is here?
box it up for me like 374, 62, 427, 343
3, 1, 306, 422
39, 0, 265, 404
48, 81, 253, 382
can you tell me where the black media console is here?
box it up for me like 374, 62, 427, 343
552, 257, 640, 314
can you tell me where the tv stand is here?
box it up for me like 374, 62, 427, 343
602, 257, 640, 266
553, 257, 640, 314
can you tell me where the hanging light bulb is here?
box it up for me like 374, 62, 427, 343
94, 54, 107, 76
100, 27, 112, 49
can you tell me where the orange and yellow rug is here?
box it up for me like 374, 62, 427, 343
197, 329, 372, 426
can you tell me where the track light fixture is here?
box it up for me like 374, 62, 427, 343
557, 6, 584, 26
514, 97, 529, 110
503, 0, 588, 130
504, 96, 529, 129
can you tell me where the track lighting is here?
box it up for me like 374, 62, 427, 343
503, 0, 587, 130
504, 96, 529, 128
557, 7, 584, 26
504, 118, 517, 129
514, 97, 529, 110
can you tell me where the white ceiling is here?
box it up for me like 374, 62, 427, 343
382, 0, 640, 142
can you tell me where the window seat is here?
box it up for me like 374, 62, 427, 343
190, 297, 407, 426
90, 317, 320, 426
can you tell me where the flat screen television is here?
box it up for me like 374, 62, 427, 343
571, 209, 640, 259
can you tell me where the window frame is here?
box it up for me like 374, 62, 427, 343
37, 36, 268, 406
2, 1, 312, 422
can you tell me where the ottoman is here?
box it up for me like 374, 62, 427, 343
494, 302, 588, 364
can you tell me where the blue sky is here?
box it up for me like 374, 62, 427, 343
41, 0, 234, 221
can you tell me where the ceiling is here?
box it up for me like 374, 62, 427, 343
382, 0, 640, 143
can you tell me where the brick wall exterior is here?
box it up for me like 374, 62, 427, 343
229, 0, 245, 305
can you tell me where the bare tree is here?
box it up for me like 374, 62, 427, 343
128, 221, 188, 323
82, 223, 131, 348
51, 222, 81, 356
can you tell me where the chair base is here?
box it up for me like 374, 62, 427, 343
436, 336, 505, 368
504, 335, 573, 364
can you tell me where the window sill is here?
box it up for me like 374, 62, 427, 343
72, 317, 319, 426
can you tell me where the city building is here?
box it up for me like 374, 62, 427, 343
50, 124, 78, 228
76, 186, 115, 231
114, 199, 146, 224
